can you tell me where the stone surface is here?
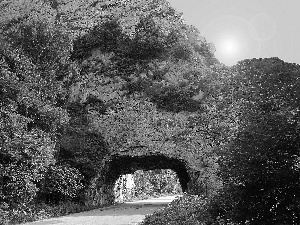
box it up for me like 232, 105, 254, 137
83, 152, 204, 207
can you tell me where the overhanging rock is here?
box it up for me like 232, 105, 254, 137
83, 152, 206, 207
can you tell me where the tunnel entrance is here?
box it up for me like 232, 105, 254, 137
113, 169, 183, 203
106, 154, 190, 196
85, 154, 191, 207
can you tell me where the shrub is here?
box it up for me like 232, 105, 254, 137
140, 194, 216, 225
40, 164, 84, 204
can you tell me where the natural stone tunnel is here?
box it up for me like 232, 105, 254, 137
83, 153, 198, 207
106, 154, 190, 192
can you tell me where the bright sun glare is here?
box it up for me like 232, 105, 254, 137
221, 38, 239, 55
215, 34, 242, 66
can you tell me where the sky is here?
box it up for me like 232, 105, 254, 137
168, 0, 300, 66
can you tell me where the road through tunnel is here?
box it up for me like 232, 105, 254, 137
84, 154, 198, 207
106, 154, 190, 192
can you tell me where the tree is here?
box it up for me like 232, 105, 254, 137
0, 10, 82, 208
213, 58, 300, 224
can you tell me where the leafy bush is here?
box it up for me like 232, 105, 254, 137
209, 58, 300, 224
40, 165, 84, 204
212, 115, 300, 224
0, 109, 56, 208
0, 11, 78, 213
141, 194, 217, 225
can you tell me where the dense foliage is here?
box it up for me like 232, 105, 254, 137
1, 0, 300, 224
211, 58, 300, 224
141, 194, 216, 225
0, 11, 89, 223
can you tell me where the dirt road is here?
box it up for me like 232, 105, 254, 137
22, 195, 181, 225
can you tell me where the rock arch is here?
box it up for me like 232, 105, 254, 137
106, 154, 190, 191
83, 153, 202, 207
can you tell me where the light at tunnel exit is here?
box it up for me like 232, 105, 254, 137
114, 169, 183, 203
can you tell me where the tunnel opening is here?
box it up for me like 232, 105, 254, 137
105, 154, 190, 203
113, 169, 183, 203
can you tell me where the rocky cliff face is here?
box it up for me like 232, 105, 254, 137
0, 0, 221, 207
57, 0, 221, 206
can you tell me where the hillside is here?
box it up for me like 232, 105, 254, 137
1, 1, 300, 224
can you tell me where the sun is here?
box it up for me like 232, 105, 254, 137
214, 34, 243, 66
200, 14, 263, 66
220, 37, 239, 56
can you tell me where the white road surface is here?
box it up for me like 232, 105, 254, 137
21, 195, 182, 225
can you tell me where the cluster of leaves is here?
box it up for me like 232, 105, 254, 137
141, 194, 219, 225
210, 58, 300, 224
0, 13, 86, 217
